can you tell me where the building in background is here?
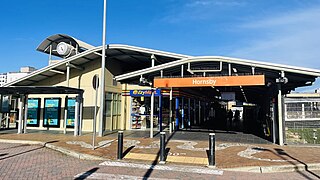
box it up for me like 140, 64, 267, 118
0, 67, 36, 86
284, 92, 320, 144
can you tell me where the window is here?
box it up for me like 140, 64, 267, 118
105, 92, 121, 117
286, 102, 320, 120
286, 103, 303, 119
105, 93, 112, 117
112, 93, 117, 114
117, 94, 121, 114
304, 102, 320, 119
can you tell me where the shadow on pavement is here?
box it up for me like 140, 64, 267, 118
0, 146, 44, 161
123, 145, 135, 158
0, 153, 8, 157
251, 147, 320, 179
74, 167, 99, 180
275, 148, 320, 179
0, 144, 30, 151
143, 131, 176, 179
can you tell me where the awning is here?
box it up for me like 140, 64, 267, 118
36, 34, 95, 58
4, 44, 189, 87
0, 86, 84, 95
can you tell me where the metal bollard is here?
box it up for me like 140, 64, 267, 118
117, 131, 124, 160
208, 133, 215, 167
159, 132, 166, 164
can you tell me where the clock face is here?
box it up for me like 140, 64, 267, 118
56, 42, 69, 55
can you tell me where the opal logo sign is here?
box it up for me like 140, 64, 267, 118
130, 89, 161, 97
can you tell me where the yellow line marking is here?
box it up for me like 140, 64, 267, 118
125, 153, 207, 165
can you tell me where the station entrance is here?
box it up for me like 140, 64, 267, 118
153, 75, 272, 143
114, 56, 318, 146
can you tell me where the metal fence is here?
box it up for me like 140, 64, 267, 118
284, 100, 320, 145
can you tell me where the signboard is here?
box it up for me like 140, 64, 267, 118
27, 98, 40, 127
66, 98, 76, 128
221, 92, 236, 101
154, 75, 265, 88
130, 89, 161, 97
43, 98, 61, 127
0, 95, 10, 113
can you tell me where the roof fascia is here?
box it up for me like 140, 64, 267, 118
108, 44, 191, 60
4, 46, 103, 87
115, 56, 320, 81
4, 44, 190, 87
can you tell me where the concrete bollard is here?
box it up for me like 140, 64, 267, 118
159, 132, 166, 164
208, 133, 215, 167
117, 131, 124, 160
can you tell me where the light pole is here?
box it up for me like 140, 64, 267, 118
99, 0, 107, 137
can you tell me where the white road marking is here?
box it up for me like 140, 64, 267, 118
74, 172, 175, 180
99, 161, 223, 175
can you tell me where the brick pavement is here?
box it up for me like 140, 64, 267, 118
0, 143, 98, 179
0, 129, 320, 170
0, 141, 320, 179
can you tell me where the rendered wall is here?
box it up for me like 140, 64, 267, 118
28, 59, 122, 132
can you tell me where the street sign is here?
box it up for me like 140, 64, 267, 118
92, 75, 99, 90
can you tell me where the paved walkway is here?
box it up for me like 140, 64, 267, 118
0, 128, 320, 172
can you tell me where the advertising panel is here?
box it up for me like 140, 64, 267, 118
66, 98, 76, 128
27, 98, 40, 126
43, 98, 61, 127
0, 95, 10, 113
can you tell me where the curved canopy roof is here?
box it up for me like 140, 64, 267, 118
4, 34, 320, 101
4, 44, 189, 87
36, 34, 94, 58
0, 86, 83, 95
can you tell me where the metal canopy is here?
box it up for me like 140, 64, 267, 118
114, 56, 320, 93
0, 86, 84, 95
4, 44, 189, 87
4, 33, 320, 96
36, 34, 94, 58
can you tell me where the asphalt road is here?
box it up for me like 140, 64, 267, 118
0, 142, 319, 180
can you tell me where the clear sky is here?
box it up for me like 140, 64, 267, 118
1, 0, 320, 91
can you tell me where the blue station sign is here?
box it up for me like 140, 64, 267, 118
130, 89, 161, 97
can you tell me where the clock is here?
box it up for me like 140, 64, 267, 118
56, 42, 72, 56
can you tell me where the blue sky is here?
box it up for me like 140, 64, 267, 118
1, 0, 320, 91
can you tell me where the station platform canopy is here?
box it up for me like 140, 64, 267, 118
0, 86, 84, 95
3, 34, 320, 103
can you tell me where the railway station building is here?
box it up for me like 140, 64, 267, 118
1, 34, 320, 146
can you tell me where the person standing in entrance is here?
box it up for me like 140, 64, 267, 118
234, 110, 240, 131
227, 109, 233, 131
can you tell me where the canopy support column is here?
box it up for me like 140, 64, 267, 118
181, 97, 184, 129
277, 84, 284, 146
188, 98, 191, 128
17, 95, 24, 134
194, 99, 196, 125
23, 95, 28, 133
150, 89, 155, 138
79, 94, 83, 136
64, 96, 68, 134
74, 95, 80, 136
175, 98, 179, 130
64, 64, 70, 134
198, 100, 201, 125
169, 88, 173, 133
159, 93, 163, 132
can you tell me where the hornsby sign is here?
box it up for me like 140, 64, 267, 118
154, 75, 265, 88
